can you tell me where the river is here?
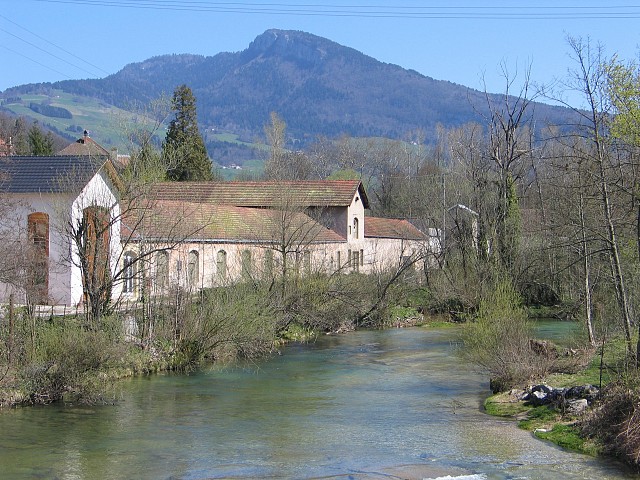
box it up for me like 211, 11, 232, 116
0, 325, 635, 479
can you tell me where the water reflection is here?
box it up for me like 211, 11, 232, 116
0, 327, 635, 479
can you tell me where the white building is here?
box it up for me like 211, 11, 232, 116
0, 156, 438, 306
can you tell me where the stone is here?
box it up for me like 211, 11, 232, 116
566, 398, 589, 415
529, 390, 550, 406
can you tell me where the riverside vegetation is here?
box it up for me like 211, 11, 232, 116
0, 270, 429, 407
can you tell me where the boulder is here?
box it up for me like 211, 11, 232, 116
566, 398, 589, 415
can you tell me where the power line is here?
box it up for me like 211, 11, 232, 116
29, 0, 640, 19
0, 14, 110, 76
0, 26, 105, 78
0, 44, 72, 81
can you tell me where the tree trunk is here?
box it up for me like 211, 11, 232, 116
580, 190, 596, 346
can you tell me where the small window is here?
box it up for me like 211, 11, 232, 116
352, 250, 359, 272
188, 250, 199, 287
336, 251, 341, 271
360, 249, 364, 266
353, 217, 359, 239
123, 251, 136, 294
217, 250, 227, 279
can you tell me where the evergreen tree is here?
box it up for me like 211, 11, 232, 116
162, 85, 212, 181
27, 122, 54, 155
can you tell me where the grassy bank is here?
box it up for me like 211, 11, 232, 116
482, 333, 640, 472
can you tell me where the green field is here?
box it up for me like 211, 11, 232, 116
1, 90, 165, 151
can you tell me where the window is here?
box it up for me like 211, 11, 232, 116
27, 212, 49, 303
156, 251, 169, 289
353, 217, 359, 239
188, 250, 199, 287
352, 250, 359, 272
360, 249, 364, 267
83, 206, 111, 301
123, 251, 136, 294
263, 249, 273, 279
347, 249, 352, 268
241, 249, 252, 280
303, 251, 311, 275
217, 250, 227, 279
336, 251, 341, 271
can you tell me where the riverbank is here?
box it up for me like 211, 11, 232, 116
482, 336, 640, 474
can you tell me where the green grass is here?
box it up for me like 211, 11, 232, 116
2, 90, 161, 150
205, 132, 269, 151
545, 335, 632, 389
518, 405, 559, 430
483, 394, 530, 417
535, 424, 600, 456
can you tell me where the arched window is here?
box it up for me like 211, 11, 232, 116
263, 249, 274, 279
241, 249, 252, 280
82, 206, 111, 301
216, 250, 227, 279
27, 212, 49, 303
188, 250, 199, 287
303, 250, 311, 275
123, 251, 136, 294
156, 250, 169, 289
353, 217, 359, 239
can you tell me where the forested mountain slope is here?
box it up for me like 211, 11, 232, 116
2, 29, 574, 146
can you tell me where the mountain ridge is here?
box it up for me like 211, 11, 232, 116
1, 28, 574, 148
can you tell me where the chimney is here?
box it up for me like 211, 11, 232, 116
83, 130, 89, 143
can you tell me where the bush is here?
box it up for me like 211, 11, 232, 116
581, 379, 640, 469
461, 278, 549, 392
19, 320, 120, 404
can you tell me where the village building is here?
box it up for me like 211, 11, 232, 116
0, 137, 438, 307
0, 154, 121, 306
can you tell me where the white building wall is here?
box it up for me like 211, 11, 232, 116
0, 192, 74, 305
0, 168, 121, 306
69, 170, 121, 306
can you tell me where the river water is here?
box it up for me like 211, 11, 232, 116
0, 326, 636, 479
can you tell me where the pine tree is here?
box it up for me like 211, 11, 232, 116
27, 122, 54, 155
163, 85, 212, 181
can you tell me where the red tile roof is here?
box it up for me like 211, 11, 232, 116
148, 180, 369, 209
123, 200, 344, 243
364, 217, 427, 241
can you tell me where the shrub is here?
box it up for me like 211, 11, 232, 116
460, 278, 547, 392
581, 379, 640, 469
19, 320, 120, 404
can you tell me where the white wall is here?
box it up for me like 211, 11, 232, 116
0, 168, 121, 306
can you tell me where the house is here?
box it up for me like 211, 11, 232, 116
57, 130, 130, 169
0, 147, 437, 306
0, 155, 121, 306
118, 180, 436, 298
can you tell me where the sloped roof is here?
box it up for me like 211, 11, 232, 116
124, 200, 344, 243
0, 155, 110, 194
364, 217, 427, 241
57, 134, 112, 157
148, 180, 369, 209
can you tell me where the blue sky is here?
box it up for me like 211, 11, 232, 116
1, 1, 639, 109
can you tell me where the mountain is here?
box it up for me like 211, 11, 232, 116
1, 29, 574, 151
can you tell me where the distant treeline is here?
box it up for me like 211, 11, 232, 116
28, 102, 72, 119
